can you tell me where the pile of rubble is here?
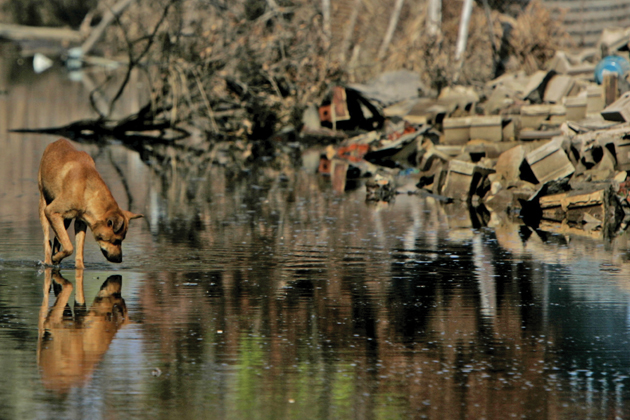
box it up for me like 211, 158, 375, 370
305, 29, 630, 238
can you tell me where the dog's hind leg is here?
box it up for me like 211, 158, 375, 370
39, 195, 53, 265
74, 219, 87, 269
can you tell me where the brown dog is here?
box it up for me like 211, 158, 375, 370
38, 138, 143, 268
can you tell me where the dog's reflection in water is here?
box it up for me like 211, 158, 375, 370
38, 268, 128, 392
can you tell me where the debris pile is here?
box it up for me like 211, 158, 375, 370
306, 27, 630, 239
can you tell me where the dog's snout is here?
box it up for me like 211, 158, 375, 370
101, 248, 122, 263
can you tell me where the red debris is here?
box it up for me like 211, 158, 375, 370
336, 143, 369, 163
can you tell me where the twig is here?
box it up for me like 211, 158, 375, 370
192, 67, 218, 133
107, 0, 177, 118
107, 148, 134, 211
169, 69, 179, 124
82, 0, 137, 56
266, 0, 279, 12
481, 0, 498, 73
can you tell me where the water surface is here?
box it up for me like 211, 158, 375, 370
3, 47, 630, 420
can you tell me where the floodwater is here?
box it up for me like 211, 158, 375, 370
4, 48, 630, 420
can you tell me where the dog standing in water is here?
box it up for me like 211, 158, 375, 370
38, 138, 143, 268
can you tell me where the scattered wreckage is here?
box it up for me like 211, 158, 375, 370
305, 29, 630, 240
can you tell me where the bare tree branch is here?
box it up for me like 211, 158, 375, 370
378, 0, 405, 60
321, 0, 331, 43
82, 0, 138, 56
107, 0, 178, 118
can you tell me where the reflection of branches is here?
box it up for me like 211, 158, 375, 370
10, 1, 188, 141
82, 69, 114, 119
192, 67, 218, 133
107, 148, 134, 211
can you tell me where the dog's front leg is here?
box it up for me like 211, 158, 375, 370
74, 220, 87, 269
75, 268, 85, 307
45, 270, 74, 325
39, 196, 53, 265
45, 210, 74, 265
52, 218, 71, 257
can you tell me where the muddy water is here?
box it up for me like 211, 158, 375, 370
4, 49, 630, 420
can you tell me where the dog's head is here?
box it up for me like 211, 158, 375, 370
92, 210, 143, 263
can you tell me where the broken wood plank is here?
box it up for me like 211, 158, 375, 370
331, 158, 350, 193
604, 73, 618, 107
538, 185, 624, 235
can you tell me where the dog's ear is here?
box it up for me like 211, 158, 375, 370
107, 215, 125, 234
124, 210, 144, 221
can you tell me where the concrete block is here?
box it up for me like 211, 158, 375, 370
522, 70, 553, 102
470, 115, 503, 142
586, 84, 605, 114
495, 145, 526, 184
544, 75, 575, 103
549, 105, 567, 125
441, 160, 477, 201
565, 95, 587, 122
601, 91, 630, 122
441, 160, 495, 201
442, 117, 471, 145
502, 119, 515, 141
526, 137, 575, 183
521, 104, 550, 129
614, 137, 630, 171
